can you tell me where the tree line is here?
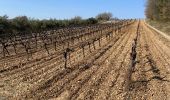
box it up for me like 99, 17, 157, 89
145, 0, 170, 21
0, 12, 114, 37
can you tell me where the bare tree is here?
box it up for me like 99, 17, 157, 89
96, 12, 113, 21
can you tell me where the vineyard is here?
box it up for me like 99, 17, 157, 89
0, 20, 170, 100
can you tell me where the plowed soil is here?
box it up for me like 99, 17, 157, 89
0, 20, 170, 100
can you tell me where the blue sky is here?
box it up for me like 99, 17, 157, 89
0, 0, 146, 19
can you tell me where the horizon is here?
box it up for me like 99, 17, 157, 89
0, 0, 146, 20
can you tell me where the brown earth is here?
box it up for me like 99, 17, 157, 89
0, 20, 170, 100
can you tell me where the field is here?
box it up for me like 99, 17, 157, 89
0, 20, 170, 100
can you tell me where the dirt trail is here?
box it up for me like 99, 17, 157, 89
0, 20, 170, 100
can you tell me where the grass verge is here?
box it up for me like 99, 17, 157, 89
147, 20, 170, 36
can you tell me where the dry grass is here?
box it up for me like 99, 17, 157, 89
147, 20, 170, 36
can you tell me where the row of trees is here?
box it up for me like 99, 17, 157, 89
0, 12, 113, 37
145, 0, 170, 21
